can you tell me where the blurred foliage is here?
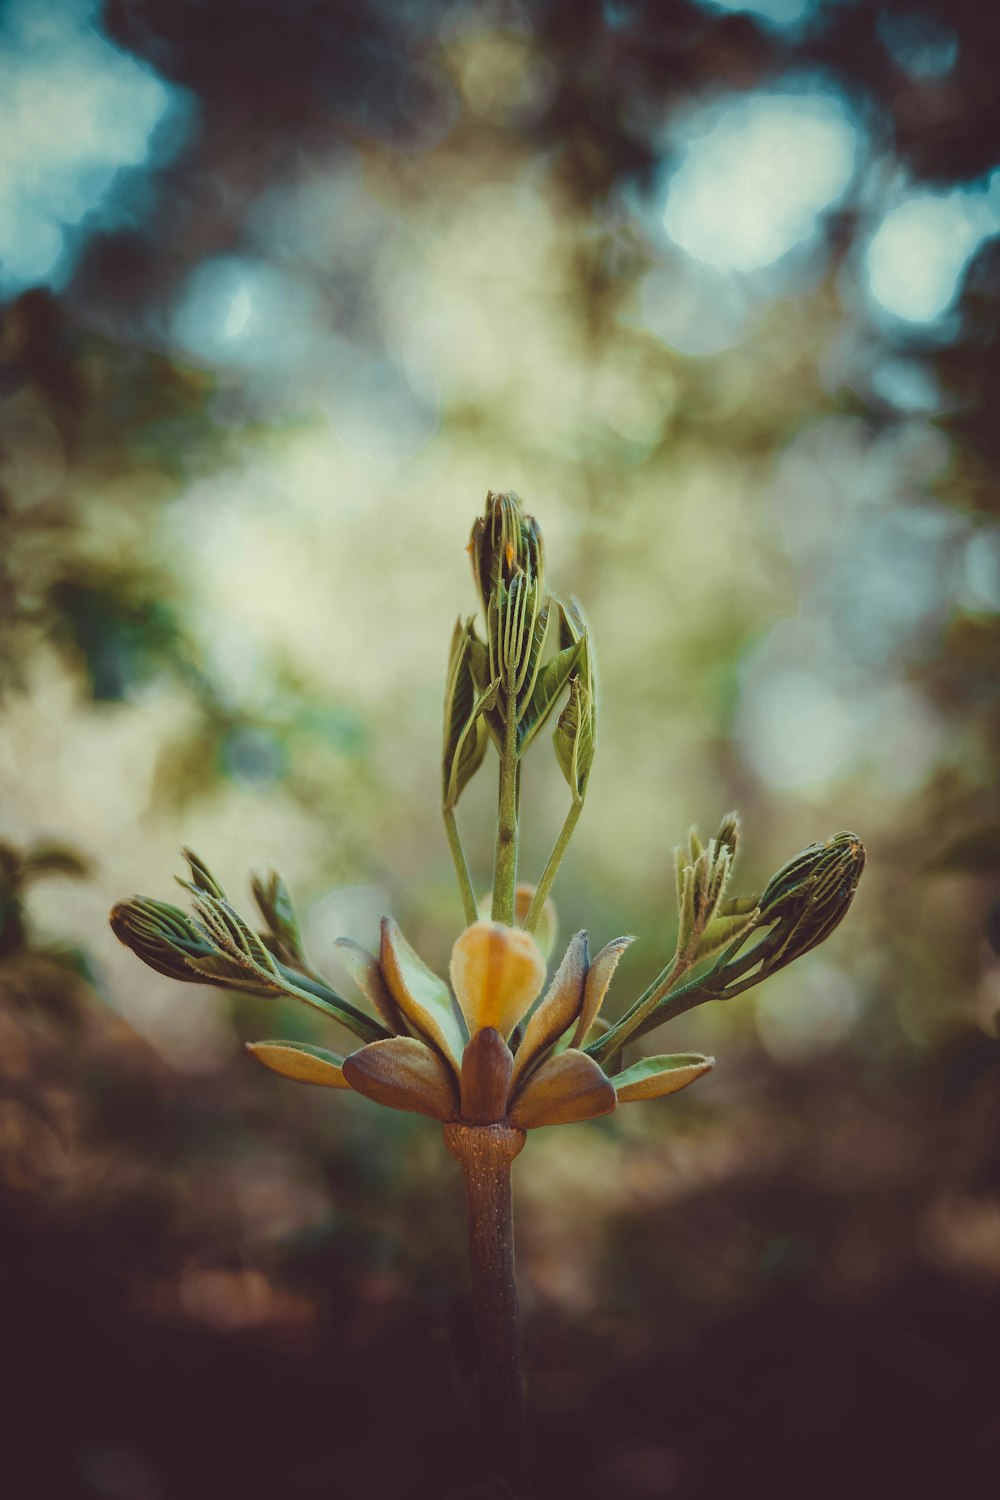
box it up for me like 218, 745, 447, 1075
3, 0, 1000, 1495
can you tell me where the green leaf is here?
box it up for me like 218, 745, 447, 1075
692, 906, 759, 963
553, 677, 595, 798
178, 848, 227, 900
251, 869, 307, 968
191, 893, 281, 977
516, 636, 583, 754
612, 1053, 714, 1103
513, 593, 549, 702
379, 917, 467, 1069
443, 621, 499, 810
246, 1040, 349, 1089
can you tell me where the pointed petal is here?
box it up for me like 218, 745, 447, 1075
509, 1050, 616, 1129
460, 1027, 514, 1124
342, 1037, 459, 1121
335, 937, 408, 1035
450, 920, 546, 1039
379, 918, 466, 1069
570, 935, 635, 1048
246, 1041, 349, 1089
612, 1053, 715, 1103
510, 930, 589, 1092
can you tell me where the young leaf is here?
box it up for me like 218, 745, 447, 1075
516, 636, 582, 754
246, 1041, 349, 1089
443, 619, 495, 810
611, 1053, 714, 1103
179, 848, 227, 901
380, 917, 467, 1068
251, 869, 307, 968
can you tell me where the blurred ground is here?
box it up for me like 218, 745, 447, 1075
2, 2, 1000, 1497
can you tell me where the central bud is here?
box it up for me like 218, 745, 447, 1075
450, 919, 546, 1038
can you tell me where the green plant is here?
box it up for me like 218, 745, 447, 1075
111, 491, 864, 1495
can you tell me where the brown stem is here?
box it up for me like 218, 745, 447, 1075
443, 1120, 528, 1495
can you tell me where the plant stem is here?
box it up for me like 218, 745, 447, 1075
443, 1121, 528, 1494
273, 963, 389, 1043
492, 709, 519, 924
444, 807, 478, 926
523, 797, 583, 933
586, 953, 688, 1065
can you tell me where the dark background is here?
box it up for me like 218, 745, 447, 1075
2, 1, 999, 1496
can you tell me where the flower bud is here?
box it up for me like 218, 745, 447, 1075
110, 897, 230, 985
716, 831, 866, 994
450, 919, 547, 1039
468, 490, 544, 615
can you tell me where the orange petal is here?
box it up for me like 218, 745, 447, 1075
450, 920, 546, 1039
509, 1049, 616, 1129
342, 1037, 459, 1121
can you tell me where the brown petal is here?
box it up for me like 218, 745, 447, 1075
509, 930, 588, 1094
460, 1027, 514, 1124
570, 935, 635, 1048
342, 1037, 459, 1121
509, 1050, 616, 1129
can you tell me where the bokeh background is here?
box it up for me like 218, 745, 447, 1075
2, 1, 999, 1496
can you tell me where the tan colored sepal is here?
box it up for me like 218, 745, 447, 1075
509, 930, 589, 1093
509, 1050, 616, 1129
612, 1053, 715, 1103
335, 937, 408, 1035
246, 1041, 349, 1089
342, 1037, 459, 1121
379, 917, 466, 1068
570, 935, 634, 1048
460, 1027, 514, 1124
450, 920, 546, 1039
